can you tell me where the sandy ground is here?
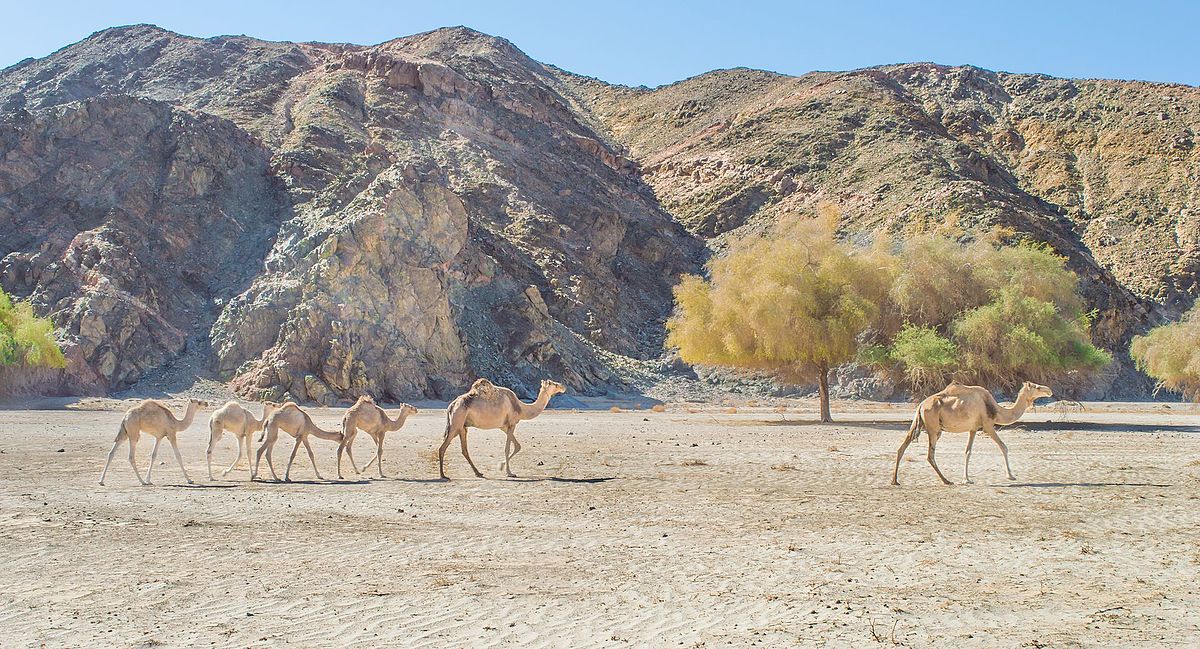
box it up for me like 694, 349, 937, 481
2, 401, 1199, 648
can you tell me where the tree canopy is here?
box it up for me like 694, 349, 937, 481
667, 213, 890, 421
667, 212, 1111, 420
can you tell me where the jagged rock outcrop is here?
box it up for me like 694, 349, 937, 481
0, 25, 701, 401
1, 25, 1196, 399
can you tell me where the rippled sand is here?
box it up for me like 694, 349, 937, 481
2, 403, 1198, 647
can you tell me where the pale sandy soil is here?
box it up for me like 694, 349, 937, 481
2, 402, 1199, 648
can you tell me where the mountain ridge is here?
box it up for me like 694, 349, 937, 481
1, 24, 1196, 400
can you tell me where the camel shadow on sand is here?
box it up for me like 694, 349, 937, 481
1000, 481, 1172, 488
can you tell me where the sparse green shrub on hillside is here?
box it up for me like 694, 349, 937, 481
0, 290, 66, 369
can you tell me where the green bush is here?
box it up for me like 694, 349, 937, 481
0, 290, 66, 369
1130, 306, 1200, 400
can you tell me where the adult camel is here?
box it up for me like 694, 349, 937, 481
892, 381, 1053, 485
99, 399, 205, 485
438, 378, 565, 479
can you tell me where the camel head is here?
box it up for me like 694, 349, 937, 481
261, 400, 281, 422
1021, 382, 1053, 401
540, 379, 567, 399
400, 403, 418, 417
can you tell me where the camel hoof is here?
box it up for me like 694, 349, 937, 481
473, 472, 484, 478
890, 480, 899, 486
98, 481, 105, 486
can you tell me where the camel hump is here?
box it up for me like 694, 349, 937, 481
469, 378, 498, 397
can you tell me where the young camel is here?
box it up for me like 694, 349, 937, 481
337, 396, 418, 479
99, 399, 205, 486
892, 381, 1053, 486
439, 378, 566, 479
253, 402, 343, 482
206, 401, 280, 480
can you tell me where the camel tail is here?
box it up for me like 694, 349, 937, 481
258, 411, 277, 443
907, 408, 924, 443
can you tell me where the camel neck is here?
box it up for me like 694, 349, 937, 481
519, 389, 553, 421
176, 402, 198, 430
308, 421, 342, 441
995, 389, 1033, 426
385, 409, 411, 432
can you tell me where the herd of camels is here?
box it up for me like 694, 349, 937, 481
96, 375, 1053, 487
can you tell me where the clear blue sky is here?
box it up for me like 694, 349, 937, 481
2, 0, 1196, 87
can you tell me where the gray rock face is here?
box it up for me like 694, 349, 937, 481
0, 95, 286, 394
0, 26, 703, 400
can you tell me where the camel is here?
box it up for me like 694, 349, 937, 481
438, 378, 566, 479
892, 381, 1053, 486
337, 396, 418, 479
253, 402, 343, 482
206, 401, 280, 480
99, 399, 205, 486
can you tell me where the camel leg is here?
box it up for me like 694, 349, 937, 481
255, 431, 280, 481
371, 435, 385, 478
167, 434, 194, 484
437, 429, 457, 479
221, 436, 243, 477
503, 427, 521, 478
99, 425, 127, 486
926, 430, 952, 485
301, 436, 323, 481
284, 436, 303, 482
244, 433, 255, 481
986, 425, 1016, 480
338, 430, 360, 480
145, 436, 163, 484
459, 430, 484, 478
891, 435, 913, 486
206, 424, 222, 481
964, 429, 977, 484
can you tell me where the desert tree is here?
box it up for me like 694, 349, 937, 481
667, 212, 892, 422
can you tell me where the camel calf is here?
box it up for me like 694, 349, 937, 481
253, 402, 343, 482
99, 399, 205, 486
892, 381, 1052, 486
338, 396, 417, 479
207, 401, 279, 480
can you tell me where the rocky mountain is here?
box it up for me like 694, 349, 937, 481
1, 25, 1196, 400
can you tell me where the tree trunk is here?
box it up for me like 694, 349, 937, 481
817, 365, 832, 423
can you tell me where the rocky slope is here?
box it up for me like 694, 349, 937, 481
555, 64, 1199, 395
1, 25, 1196, 400
0, 25, 702, 401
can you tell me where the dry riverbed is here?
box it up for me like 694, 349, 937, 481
1, 401, 1199, 647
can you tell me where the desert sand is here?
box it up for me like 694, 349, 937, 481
2, 400, 1199, 647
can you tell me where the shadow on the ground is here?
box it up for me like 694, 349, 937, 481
1000, 482, 1172, 488
753, 419, 909, 431
171, 483, 240, 489
249, 479, 372, 486
504, 476, 617, 484
749, 419, 1200, 434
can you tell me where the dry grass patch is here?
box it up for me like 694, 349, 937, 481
680, 458, 708, 467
